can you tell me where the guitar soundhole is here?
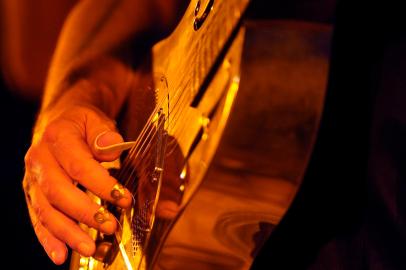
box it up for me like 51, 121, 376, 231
193, 0, 214, 31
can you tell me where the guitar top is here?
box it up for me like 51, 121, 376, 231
70, 0, 331, 269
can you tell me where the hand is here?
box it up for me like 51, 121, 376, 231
22, 101, 132, 265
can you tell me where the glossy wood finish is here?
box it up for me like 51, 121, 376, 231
155, 21, 332, 269
70, 2, 332, 268
71, 1, 251, 269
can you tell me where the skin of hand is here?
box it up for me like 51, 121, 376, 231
20, 0, 189, 265
23, 101, 132, 264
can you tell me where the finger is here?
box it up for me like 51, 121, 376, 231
25, 175, 96, 258
29, 207, 68, 264
24, 177, 68, 265
26, 147, 117, 234
156, 200, 180, 219
85, 111, 125, 162
92, 130, 131, 161
43, 120, 132, 208
94, 131, 135, 155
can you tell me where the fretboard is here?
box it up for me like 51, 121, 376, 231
153, 0, 250, 110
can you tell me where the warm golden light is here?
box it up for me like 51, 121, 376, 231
180, 166, 187, 180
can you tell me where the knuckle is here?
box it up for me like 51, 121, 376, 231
76, 209, 92, 224
35, 175, 55, 204
22, 175, 30, 193
38, 178, 57, 203
24, 148, 32, 167
42, 122, 60, 144
34, 170, 46, 187
35, 205, 49, 227
83, 105, 97, 117
32, 219, 43, 236
24, 147, 38, 170
33, 165, 45, 184
82, 102, 112, 126
105, 119, 117, 131
39, 235, 49, 248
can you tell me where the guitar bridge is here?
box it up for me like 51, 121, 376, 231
151, 108, 168, 183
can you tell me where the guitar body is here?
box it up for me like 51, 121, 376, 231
70, 1, 331, 269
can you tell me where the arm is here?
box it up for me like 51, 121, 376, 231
22, 0, 188, 265
42, 0, 188, 116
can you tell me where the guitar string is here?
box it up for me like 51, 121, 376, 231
116, 0, 236, 188
115, 137, 158, 211
109, 75, 210, 259
121, 118, 165, 188
116, 52, 215, 192
117, 85, 194, 193
120, 130, 155, 188
116, 76, 203, 220
139, 12, 228, 153
116, 61, 194, 169
116, 72, 195, 184
118, 38, 210, 171
111, 75, 198, 241
115, 87, 187, 186
115, 110, 189, 225
117, 0, 226, 170
112, 0, 238, 215
116, 0, 228, 180
116, 64, 217, 197
105, 2, 242, 257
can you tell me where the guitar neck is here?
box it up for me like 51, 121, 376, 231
153, 0, 250, 107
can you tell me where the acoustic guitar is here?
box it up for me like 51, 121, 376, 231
70, 0, 330, 269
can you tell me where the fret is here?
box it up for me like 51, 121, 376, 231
153, 0, 250, 124
176, 1, 248, 96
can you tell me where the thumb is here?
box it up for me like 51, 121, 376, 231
93, 130, 136, 160
85, 114, 130, 162
93, 130, 125, 161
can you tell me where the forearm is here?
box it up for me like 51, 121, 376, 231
40, 0, 150, 119
41, 0, 188, 119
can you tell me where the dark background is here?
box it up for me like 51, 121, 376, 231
251, 0, 406, 269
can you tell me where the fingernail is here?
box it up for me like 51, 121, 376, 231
93, 207, 110, 224
95, 131, 119, 147
50, 251, 58, 263
94, 131, 135, 153
110, 183, 126, 200
78, 242, 94, 256
93, 207, 117, 233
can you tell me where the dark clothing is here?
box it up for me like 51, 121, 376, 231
252, 0, 406, 269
